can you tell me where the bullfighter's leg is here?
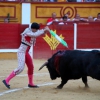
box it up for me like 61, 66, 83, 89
57, 77, 68, 89
82, 76, 89, 88
2, 52, 25, 89
25, 47, 39, 88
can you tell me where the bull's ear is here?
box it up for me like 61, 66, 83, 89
38, 62, 48, 71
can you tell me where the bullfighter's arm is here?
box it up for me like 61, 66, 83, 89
26, 29, 45, 38
26, 26, 50, 38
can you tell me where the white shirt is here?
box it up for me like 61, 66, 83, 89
21, 28, 45, 46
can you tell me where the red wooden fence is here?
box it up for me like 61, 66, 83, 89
77, 22, 100, 49
0, 22, 100, 59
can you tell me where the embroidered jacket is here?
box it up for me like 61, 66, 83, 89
21, 27, 45, 46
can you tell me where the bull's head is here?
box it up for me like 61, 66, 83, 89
39, 51, 62, 80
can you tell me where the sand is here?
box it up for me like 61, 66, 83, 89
0, 59, 100, 100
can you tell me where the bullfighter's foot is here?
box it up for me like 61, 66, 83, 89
2, 80, 10, 89
28, 84, 39, 88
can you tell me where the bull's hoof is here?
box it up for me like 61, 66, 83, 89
57, 86, 63, 89
85, 84, 89, 88
85, 85, 89, 88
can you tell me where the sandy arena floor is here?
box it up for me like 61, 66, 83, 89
0, 59, 100, 100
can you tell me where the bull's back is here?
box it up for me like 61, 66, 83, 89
59, 50, 88, 79
59, 50, 100, 79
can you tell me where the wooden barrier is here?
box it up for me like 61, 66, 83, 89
33, 23, 74, 59
0, 23, 21, 49
0, 2, 100, 24
0, 22, 100, 59
77, 22, 100, 49
0, 24, 29, 49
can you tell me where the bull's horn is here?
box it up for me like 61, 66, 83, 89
38, 62, 48, 71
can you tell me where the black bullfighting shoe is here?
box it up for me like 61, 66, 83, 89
28, 84, 39, 88
2, 80, 10, 89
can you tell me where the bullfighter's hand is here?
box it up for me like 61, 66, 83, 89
44, 26, 50, 32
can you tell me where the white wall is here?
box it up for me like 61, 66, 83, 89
22, 3, 31, 24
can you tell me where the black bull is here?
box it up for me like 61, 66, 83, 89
39, 50, 100, 89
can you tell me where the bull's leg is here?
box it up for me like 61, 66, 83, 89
82, 76, 89, 88
57, 78, 68, 89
